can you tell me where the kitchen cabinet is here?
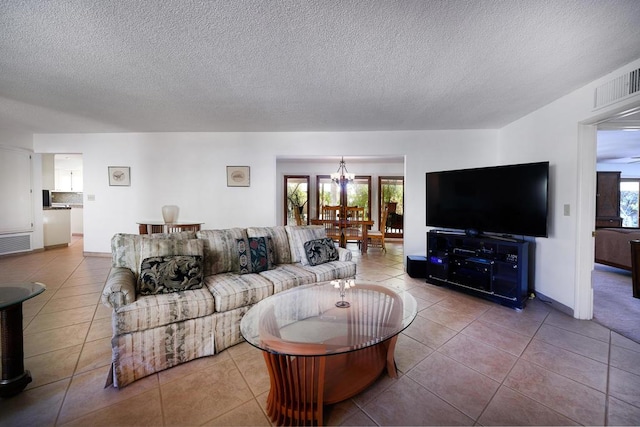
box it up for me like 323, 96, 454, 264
43, 208, 71, 248
55, 169, 83, 191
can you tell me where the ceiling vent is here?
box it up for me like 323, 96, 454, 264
594, 68, 640, 110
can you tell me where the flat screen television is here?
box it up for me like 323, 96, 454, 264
426, 161, 549, 237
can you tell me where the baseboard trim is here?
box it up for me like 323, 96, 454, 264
533, 291, 574, 317
83, 251, 110, 258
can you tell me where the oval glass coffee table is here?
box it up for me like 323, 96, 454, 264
0, 282, 46, 397
240, 279, 417, 425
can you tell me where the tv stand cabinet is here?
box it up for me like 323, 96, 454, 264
426, 231, 530, 309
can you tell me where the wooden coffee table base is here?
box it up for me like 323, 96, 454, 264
262, 336, 398, 426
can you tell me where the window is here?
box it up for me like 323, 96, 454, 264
620, 179, 640, 227
284, 175, 309, 225
379, 176, 404, 237
316, 175, 371, 219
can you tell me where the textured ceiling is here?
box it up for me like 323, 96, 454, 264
1, 0, 640, 134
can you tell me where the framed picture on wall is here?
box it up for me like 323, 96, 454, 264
108, 166, 131, 186
227, 166, 250, 187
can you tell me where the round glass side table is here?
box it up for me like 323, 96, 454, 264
0, 282, 46, 398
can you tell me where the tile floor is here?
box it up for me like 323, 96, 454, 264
1, 237, 640, 426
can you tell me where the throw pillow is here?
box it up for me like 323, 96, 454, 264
237, 236, 274, 274
303, 238, 339, 266
139, 255, 203, 295
138, 238, 204, 292
286, 225, 327, 265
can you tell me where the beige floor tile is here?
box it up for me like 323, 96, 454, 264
478, 386, 579, 426
157, 351, 231, 385
534, 324, 610, 363
334, 407, 378, 426
437, 333, 517, 381
58, 388, 164, 427
351, 370, 398, 408
85, 315, 112, 341
51, 282, 105, 299
403, 314, 457, 350
394, 333, 434, 374
39, 292, 101, 314
0, 378, 70, 426
607, 396, 640, 426
23, 322, 91, 358
479, 303, 547, 336
419, 303, 477, 331
160, 358, 254, 426
436, 293, 493, 318
521, 338, 608, 391
610, 343, 640, 376
57, 366, 159, 425
24, 344, 82, 389
408, 351, 499, 419
324, 398, 365, 425
232, 346, 271, 396
362, 376, 473, 426
24, 305, 96, 335
609, 366, 640, 408
544, 310, 611, 343
504, 359, 605, 425
461, 319, 532, 357
94, 301, 113, 320
612, 331, 640, 352
408, 283, 451, 304
202, 398, 271, 426
75, 336, 112, 374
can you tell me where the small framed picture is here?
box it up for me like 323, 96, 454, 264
108, 166, 131, 186
227, 166, 250, 187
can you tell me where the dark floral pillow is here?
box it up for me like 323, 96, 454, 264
237, 237, 274, 274
139, 255, 203, 295
303, 238, 338, 266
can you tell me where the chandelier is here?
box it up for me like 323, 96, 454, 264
331, 157, 355, 184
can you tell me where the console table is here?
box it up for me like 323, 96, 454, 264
0, 282, 46, 397
137, 221, 203, 235
240, 280, 416, 425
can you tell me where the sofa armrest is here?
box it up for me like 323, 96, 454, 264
336, 247, 352, 262
101, 267, 137, 310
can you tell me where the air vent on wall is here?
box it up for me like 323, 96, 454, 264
0, 234, 31, 255
594, 67, 640, 110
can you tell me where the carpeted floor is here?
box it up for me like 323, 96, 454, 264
593, 263, 640, 344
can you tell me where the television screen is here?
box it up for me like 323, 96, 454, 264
426, 162, 549, 237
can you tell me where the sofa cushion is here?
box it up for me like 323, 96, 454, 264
237, 236, 274, 274
303, 238, 338, 266
259, 265, 317, 293
197, 228, 248, 275
138, 238, 204, 293
246, 226, 292, 264
298, 260, 357, 282
111, 232, 198, 276
285, 225, 326, 265
112, 288, 215, 335
139, 255, 203, 295
204, 272, 274, 312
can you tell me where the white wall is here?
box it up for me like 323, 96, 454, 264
498, 57, 640, 313
33, 130, 498, 256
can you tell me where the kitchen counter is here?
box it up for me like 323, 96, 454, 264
44, 206, 71, 210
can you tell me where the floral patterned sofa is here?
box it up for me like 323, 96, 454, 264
101, 225, 356, 388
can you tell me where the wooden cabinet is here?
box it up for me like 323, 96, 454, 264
596, 172, 622, 228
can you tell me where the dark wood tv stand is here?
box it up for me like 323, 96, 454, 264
426, 231, 531, 309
